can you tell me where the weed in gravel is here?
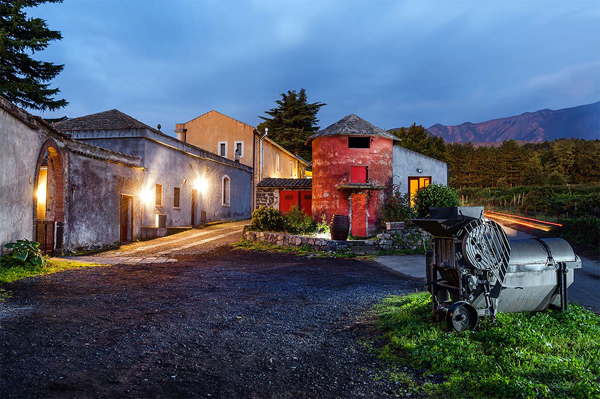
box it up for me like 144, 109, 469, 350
373, 292, 600, 399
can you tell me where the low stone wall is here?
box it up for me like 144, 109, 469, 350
242, 225, 431, 254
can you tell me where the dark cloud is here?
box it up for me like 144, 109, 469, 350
33, 0, 600, 134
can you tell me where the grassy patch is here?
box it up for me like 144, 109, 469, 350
234, 240, 316, 256
373, 292, 600, 399
0, 258, 106, 285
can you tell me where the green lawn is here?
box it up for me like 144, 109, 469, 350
373, 292, 600, 399
0, 258, 106, 285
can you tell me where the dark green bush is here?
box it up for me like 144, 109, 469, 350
250, 206, 286, 232
284, 206, 315, 234
0, 239, 45, 269
381, 189, 415, 223
414, 183, 460, 218
553, 216, 600, 256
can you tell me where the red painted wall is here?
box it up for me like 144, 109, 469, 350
311, 136, 393, 235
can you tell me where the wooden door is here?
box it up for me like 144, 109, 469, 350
279, 190, 299, 213
191, 189, 197, 226
299, 191, 313, 217
120, 195, 133, 243
351, 193, 367, 237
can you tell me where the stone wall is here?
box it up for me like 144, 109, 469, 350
255, 187, 279, 209
242, 225, 430, 254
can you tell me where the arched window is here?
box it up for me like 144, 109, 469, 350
222, 175, 230, 206
290, 160, 294, 177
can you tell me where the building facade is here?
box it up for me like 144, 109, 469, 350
55, 110, 253, 241
0, 97, 145, 255
308, 114, 398, 237
174, 110, 310, 208
392, 145, 448, 205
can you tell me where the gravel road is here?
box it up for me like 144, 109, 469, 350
0, 246, 421, 398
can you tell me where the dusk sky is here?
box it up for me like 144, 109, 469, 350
34, 0, 600, 135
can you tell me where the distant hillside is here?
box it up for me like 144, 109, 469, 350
426, 102, 600, 143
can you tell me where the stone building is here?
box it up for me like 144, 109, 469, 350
54, 110, 253, 240
0, 97, 253, 255
0, 97, 144, 255
254, 114, 448, 238
174, 110, 310, 208
308, 114, 399, 237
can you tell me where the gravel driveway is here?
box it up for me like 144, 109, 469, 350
0, 246, 421, 398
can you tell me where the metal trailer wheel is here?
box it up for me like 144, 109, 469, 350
446, 301, 478, 332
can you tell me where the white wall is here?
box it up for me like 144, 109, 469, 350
0, 106, 45, 251
392, 145, 448, 194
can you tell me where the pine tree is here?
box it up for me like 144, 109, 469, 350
0, 0, 67, 111
257, 89, 325, 162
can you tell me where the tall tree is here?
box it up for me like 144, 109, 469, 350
0, 0, 67, 111
389, 123, 447, 162
257, 89, 325, 162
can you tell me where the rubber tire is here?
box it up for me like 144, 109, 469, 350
446, 301, 478, 332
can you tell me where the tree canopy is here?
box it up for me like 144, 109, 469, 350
257, 89, 325, 162
389, 123, 447, 162
0, 0, 67, 111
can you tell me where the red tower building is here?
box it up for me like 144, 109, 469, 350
307, 114, 399, 237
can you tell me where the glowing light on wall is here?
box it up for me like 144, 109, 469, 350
140, 186, 153, 204
195, 177, 208, 194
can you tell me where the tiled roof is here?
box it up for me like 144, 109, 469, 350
257, 178, 312, 188
306, 114, 399, 144
53, 109, 157, 132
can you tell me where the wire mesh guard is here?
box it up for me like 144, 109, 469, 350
462, 218, 511, 283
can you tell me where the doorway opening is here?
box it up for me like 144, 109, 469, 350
120, 194, 133, 243
34, 141, 65, 256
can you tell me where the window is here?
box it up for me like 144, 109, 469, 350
290, 161, 294, 177
234, 141, 244, 158
155, 184, 163, 206
408, 176, 431, 206
348, 136, 371, 149
173, 187, 180, 208
218, 141, 228, 158
351, 166, 368, 183
222, 175, 230, 206
276, 154, 280, 172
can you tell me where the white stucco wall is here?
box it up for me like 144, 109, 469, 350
0, 107, 46, 251
392, 145, 448, 194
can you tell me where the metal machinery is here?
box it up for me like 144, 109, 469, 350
412, 207, 582, 332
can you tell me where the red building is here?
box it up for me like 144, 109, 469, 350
307, 114, 399, 237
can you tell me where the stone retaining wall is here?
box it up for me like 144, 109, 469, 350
242, 226, 430, 254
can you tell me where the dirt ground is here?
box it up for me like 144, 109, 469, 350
0, 246, 421, 398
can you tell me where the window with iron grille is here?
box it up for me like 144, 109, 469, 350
155, 184, 163, 206
173, 187, 180, 208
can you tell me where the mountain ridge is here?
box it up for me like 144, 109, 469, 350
425, 102, 599, 143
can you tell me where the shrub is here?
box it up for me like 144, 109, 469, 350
0, 239, 45, 269
250, 206, 286, 232
284, 206, 315, 234
553, 216, 600, 256
381, 189, 415, 223
414, 183, 459, 218
316, 215, 330, 236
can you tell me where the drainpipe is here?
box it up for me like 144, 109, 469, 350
259, 128, 268, 182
